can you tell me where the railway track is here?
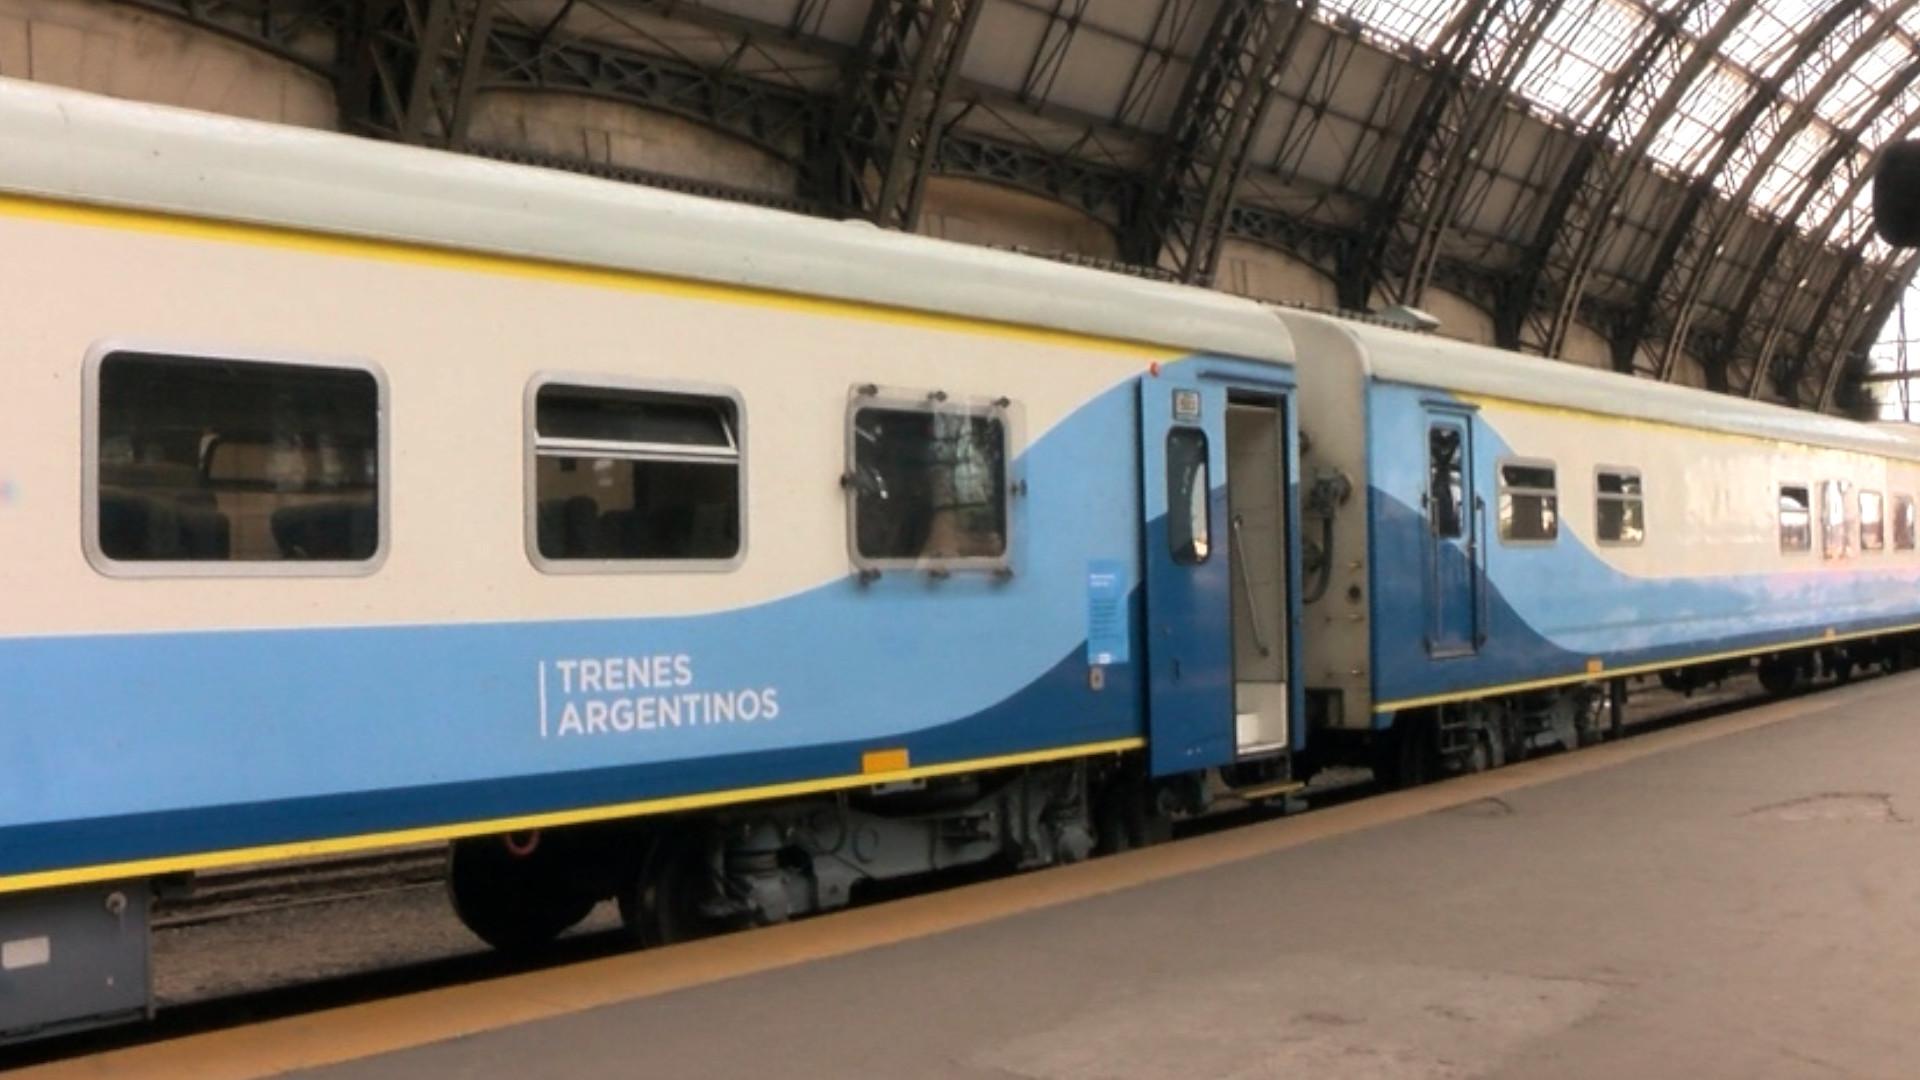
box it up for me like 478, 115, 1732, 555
154, 847, 448, 929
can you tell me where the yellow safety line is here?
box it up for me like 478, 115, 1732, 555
0, 193, 1178, 359
0, 738, 1145, 896
1372, 618, 1920, 712
11, 678, 1871, 1080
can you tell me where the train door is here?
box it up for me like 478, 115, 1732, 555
1423, 407, 1481, 656
1139, 367, 1301, 777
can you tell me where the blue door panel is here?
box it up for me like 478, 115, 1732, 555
1138, 371, 1235, 776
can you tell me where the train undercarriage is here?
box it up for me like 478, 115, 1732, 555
448, 633, 1920, 954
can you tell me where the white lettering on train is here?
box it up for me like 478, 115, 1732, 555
539, 655, 778, 739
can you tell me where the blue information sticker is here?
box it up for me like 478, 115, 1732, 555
1086, 559, 1129, 666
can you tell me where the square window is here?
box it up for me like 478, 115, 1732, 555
531, 382, 741, 566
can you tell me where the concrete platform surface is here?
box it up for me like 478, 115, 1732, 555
36, 672, 1920, 1080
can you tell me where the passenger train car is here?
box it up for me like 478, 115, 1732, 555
3, 78, 1919, 1042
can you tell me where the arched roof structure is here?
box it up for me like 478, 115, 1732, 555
88, 0, 1920, 412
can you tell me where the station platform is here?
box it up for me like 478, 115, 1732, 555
31, 671, 1920, 1080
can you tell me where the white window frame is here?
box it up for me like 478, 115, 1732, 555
1496, 457, 1559, 546
82, 340, 390, 579
524, 372, 747, 575
1779, 482, 1813, 554
1860, 489, 1886, 552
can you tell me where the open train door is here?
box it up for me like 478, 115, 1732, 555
1138, 363, 1303, 778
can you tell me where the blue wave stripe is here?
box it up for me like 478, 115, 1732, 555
1368, 383, 1920, 707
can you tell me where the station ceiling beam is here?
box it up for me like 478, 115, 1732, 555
1339, 0, 1562, 312
1817, 253, 1919, 412
1603, 0, 1865, 382
1641, 0, 1906, 391
814, 0, 985, 229
337, 0, 496, 147
126, 0, 343, 74
1121, 0, 1313, 285
1496, 0, 1735, 361
1727, 73, 1920, 400
482, 23, 821, 169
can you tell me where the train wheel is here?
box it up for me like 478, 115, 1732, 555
448, 835, 597, 954
619, 831, 738, 947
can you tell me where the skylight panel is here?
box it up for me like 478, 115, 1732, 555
1512, 0, 1650, 127
1752, 126, 1834, 216
1316, 0, 1466, 51
1649, 61, 1755, 174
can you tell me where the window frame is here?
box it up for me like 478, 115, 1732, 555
1496, 456, 1560, 546
1593, 464, 1645, 547
1820, 478, 1853, 560
1896, 494, 1917, 551
523, 372, 748, 575
82, 340, 391, 579
1860, 489, 1886, 552
843, 385, 1017, 576
1778, 482, 1813, 553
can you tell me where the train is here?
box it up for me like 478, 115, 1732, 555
5, 78, 1920, 1043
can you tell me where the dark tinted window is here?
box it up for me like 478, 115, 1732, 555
1596, 467, 1644, 545
1897, 495, 1916, 550
1428, 426, 1464, 539
533, 384, 740, 563
97, 351, 378, 563
1167, 427, 1211, 565
1498, 462, 1558, 543
1779, 485, 1812, 552
850, 405, 1007, 564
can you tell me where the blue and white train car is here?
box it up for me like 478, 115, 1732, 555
0, 81, 1313, 1039
1285, 310, 1920, 778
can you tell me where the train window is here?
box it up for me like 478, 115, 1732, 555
530, 381, 742, 568
1497, 460, 1558, 543
846, 392, 1010, 571
1897, 496, 1917, 550
89, 349, 382, 572
1778, 485, 1812, 552
1595, 467, 1644, 546
1861, 490, 1886, 551
1427, 426, 1464, 539
1821, 479, 1852, 559
1167, 427, 1212, 565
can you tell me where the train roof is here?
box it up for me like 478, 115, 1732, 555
1277, 308, 1920, 463
0, 78, 1291, 366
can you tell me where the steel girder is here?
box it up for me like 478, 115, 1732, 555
934, 130, 1139, 222
1817, 253, 1919, 412
1609, 1, 1866, 377
1497, 0, 1735, 360
336, 0, 496, 146
1642, 0, 1908, 389
483, 24, 821, 169
1122, 0, 1313, 284
815, 0, 985, 229
1729, 77, 1920, 400
124, 0, 343, 73
1339, 0, 1563, 312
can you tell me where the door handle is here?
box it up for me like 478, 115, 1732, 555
1230, 514, 1272, 658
